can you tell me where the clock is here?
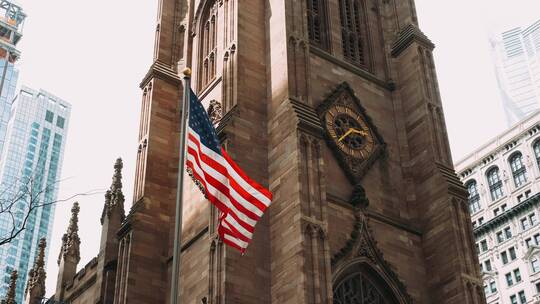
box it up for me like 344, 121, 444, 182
317, 82, 384, 183
325, 105, 375, 160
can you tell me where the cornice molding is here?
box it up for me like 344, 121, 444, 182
140, 60, 182, 89
474, 193, 540, 237
391, 24, 434, 58
290, 98, 324, 137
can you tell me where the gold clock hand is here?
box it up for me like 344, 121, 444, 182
338, 128, 354, 142
338, 128, 368, 142
350, 129, 368, 137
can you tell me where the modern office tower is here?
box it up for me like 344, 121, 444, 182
456, 110, 540, 304
491, 19, 540, 126
0, 86, 70, 303
0, 0, 24, 158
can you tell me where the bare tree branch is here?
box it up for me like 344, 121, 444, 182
0, 176, 105, 247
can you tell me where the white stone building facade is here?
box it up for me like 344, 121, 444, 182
456, 110, 540, 304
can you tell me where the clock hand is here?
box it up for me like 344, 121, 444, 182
350, 129, 369, 137
338, 128, 368, 142
338, 128, 354, 142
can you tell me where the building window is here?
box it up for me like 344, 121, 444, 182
505, 227, 512, 239
532, 258, 540, 273
531, 213, 537, 226
497, 231, 504, 243
339, 0, 368, 68
534, 140, 540, 169
307, 0, 329, 49
487, 167, 504, 201
521, 217, 530, 230
198, 1, 218, 89
535, 233, 540, 245
56, 116, 65, 129
501, 203, 507, 211
514, 268, 521, 283
518, 290, 526, 304
478, 217, 484, 225
489, 280, 497, 293
494, 208, 500, 216
510, 295, 517, 304
485, 259, 492, 271
526, 238, 533, 248
536, 282, 540, 293
480, 240, 488, 252
502, 251, 509, 264
509, 247, 517, 260
498, 227, 513, 243
506, 272, 514, 286
45, 110, 54, 123
510, 153, 527, 187
466, 180, 481, 213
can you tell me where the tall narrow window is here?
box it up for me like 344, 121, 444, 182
306, 0, 329, 49
534, 141, 540, 168
510, 152, 527, 187
466, 180, 481, 214
339, 0, 368, 68
487, 167, 504, 201
199, 1, 218, 89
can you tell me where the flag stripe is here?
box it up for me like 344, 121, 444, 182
187, 132, 267, 217
187, 148, 260, 224
185, 89, 272, 253
188, 130, 271, 207
187, 152, 257, 233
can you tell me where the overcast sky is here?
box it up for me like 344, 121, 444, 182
10, 0, 540, 298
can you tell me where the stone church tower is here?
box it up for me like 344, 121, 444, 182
119, 0, 486, 303
49, 0, 485, 303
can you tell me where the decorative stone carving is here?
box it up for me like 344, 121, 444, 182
3, 270, 17, 304
25, 238, 47, 302
58, 202, 81, 264
101, 158, 126, 224
331, 190, 412, 303
207, 100, 223, 126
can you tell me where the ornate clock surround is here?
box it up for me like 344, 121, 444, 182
317, 82, 385, 184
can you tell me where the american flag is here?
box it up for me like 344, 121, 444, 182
185, 90, 272, 253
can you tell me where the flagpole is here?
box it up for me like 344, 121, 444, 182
170, 67, 191, 304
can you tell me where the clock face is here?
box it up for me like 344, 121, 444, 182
325, 105, 375, 159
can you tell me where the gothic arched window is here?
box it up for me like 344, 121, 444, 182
339, 0, 368, 68
466, 180, 481, 214
306, 0, 329, 50
199, 1, 218, 89
509, 152, 527, 187
333, 262, 403, 304
487, 167, 504, 201
334, 272, 386, 304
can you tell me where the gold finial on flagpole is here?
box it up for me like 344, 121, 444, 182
182, 68, 192, 77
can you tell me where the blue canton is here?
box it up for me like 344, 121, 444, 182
188, 90, 222, 155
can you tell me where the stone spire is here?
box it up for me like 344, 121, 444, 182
58, 202, 81, 265
24, 238, 46, 304
55, 202, 81, 301
101, 158, 125, 224
3, 270, 17, 304
96, 158, 126, 303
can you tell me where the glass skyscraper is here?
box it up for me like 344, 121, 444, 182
491, 19, 540, 126
0, 86, 71, 303
0, 63, 19, 156
0, 0, 25, 158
